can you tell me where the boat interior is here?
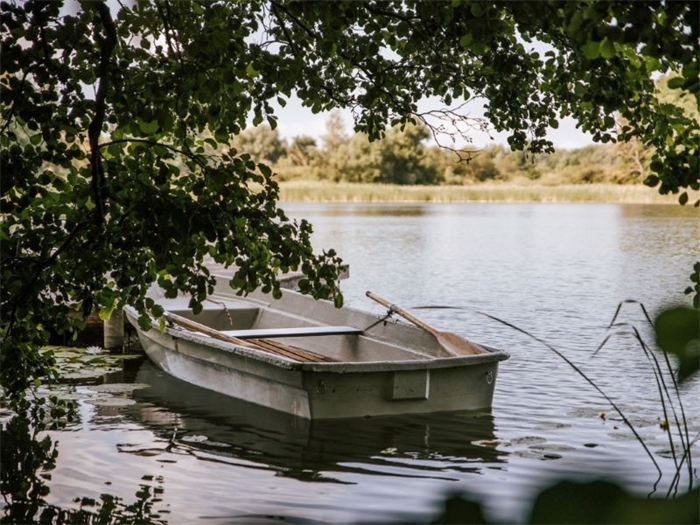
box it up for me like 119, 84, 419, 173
154, 285, 450, 364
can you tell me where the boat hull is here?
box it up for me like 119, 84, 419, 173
125, 285, 508, 419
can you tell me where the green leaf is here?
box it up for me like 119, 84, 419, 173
246, 63, 259, 78
599, 37, 616, 59
644, 175, 660, 187
582, 41, 600, 60
459, 34, 473, 48
138, 120, 159, 135
191, 300, 203, 315
98, 307, 113, 321
655, 307, 700, 382
679, 192, 688, 205
138, 315, 152, 331
259, 163, 272, 177
667, 76, 685, 89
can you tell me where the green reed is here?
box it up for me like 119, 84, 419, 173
278, 181, 697, 204
482, 302, 697, 497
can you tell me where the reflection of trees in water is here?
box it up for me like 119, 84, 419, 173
1, 412, 167, 524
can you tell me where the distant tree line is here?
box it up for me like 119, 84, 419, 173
233, 74, 698, 186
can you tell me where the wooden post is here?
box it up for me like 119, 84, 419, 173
103, 308, 124, 349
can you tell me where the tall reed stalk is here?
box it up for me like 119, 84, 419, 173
482, 301, 696, 496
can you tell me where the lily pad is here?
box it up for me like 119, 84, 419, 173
513, 449, 563, 460
205, 441, 232, 449
511, 436, 547, 446
473, 439, 503, 449
44, 344, 145, 385
52, 350, 83, 359
84, 397, 136, 407
87, 383, 150, 394
181, 434, 209, 443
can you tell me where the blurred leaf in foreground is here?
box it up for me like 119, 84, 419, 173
655, 306, 700, 382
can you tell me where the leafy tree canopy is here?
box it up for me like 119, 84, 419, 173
1, 0, 698, 405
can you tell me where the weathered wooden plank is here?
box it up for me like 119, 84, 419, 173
248, 339, 336, 362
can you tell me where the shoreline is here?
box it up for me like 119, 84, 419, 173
277, 181, 697, 205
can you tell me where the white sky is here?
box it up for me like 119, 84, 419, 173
272, 93, 596, 151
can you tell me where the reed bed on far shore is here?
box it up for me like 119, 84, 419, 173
277, 181, 698, 204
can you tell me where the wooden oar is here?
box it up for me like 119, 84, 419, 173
163, 311, 256, 348
365, 291, 482, 356
162, 312, 334, 362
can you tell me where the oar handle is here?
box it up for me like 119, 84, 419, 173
163, 311, 252, 347
365, 291, 438, 336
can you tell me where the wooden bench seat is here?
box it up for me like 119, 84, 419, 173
220, 325, 363, 339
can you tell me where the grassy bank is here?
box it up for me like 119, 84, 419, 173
278, 181, 697, 204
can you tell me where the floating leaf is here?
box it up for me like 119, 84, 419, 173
87, 383, 150, 394
84, 397, 136, 407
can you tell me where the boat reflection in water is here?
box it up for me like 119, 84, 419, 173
125, 361, 506, 483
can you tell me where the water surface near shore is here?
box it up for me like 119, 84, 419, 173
33, 203, 700, 523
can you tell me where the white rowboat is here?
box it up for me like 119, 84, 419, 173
124, 276, 509, 419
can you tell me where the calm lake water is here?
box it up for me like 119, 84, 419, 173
29, 203, 700, 523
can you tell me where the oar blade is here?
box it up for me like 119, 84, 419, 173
437, 331, 484, 356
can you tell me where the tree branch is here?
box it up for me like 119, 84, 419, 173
99, 138, 209, 169
87, 1, 117, 226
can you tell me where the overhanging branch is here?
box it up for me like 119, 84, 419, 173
87, 1, 117, 225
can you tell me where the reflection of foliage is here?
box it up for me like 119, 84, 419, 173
37, 484, 168, 525
1, 412, 58, 523
1, 352, 163, 525
3, 484, 168, 525
1, 409, 167, 524
1, 393, 72, 523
